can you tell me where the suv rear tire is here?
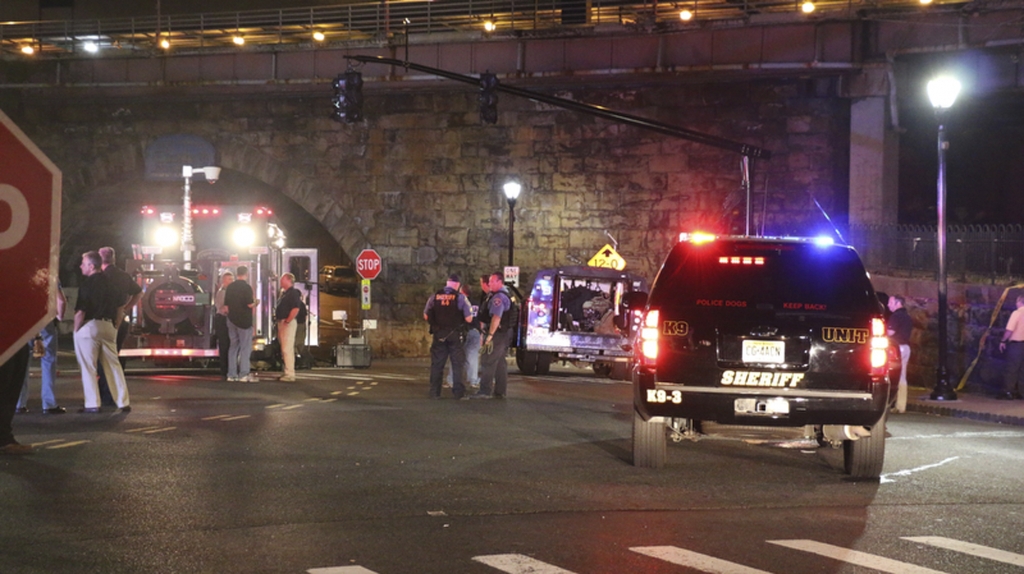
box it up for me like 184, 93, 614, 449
843, 410, 887, 479
632, 410, 667, 468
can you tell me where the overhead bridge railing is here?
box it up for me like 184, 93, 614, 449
0, 0, 969, 58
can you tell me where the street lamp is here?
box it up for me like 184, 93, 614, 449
927, 75, 960, 401
181, 165, 221, 269
503, 180, 521, 268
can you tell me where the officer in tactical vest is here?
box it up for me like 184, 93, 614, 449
423, 273, 474, 399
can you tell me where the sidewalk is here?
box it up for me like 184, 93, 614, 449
906, 386, 1024, 427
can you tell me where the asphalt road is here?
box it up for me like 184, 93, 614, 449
2, 359, 1023, 573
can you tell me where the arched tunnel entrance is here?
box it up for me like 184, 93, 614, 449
62, 167, 359, 364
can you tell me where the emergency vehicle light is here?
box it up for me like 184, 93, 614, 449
640, 310, 659, 361
870, 317, 888, 372
155, 226, 179, 248
141, 206, 156, 216
679, 231, 716, 244
814, 236, 835, 247
718, 256, 765, 266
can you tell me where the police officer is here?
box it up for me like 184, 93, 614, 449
472, 272, 515, 399
423, 273, 473, 399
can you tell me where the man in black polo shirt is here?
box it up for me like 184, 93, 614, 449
73, 251, 130, 413
96, 246, 142, 406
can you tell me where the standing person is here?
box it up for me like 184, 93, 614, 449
224, 266, 258, 382
886, 294, 913, 413
1, 346, 34, 454
73, 251, 131, 413
998, 294, 1024, 400
214, 271, 234, 380
446, 274, 490, 390
96, 246, 142, 407
16, 281, 67, 414
424, 273, 473, 399
275, 273, 303, 382
472, 272, 515, 399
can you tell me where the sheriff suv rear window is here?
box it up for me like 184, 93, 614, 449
652, 240, 877, 316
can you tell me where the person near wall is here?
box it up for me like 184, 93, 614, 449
886, 294, 913, 413
998, 294, 1024, 400
224, 266, 259, 383
424, 273, 473, 399
16, 281, 67, 415
472, 273, 515, 399
96, 246, 142, 407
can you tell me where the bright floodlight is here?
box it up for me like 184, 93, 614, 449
927, 76, 961, 110
813, 236, 835, 247
83, 41, 99, 53
233, 226, 256, 247
503, 181, 522, 202
155, 226, 179, 247
679, 9, 693, 20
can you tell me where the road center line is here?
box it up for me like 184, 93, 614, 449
282, 404, 304, 410
307, 566, 379, 573
879, 456, 960, 484
903, 536, 1024, 566
631, 546, 772, 573
30, 439, 66, 447
768, 540, 949, 573
125, 426, 164, 433
473, 554, 576, 573
202, 414, 231, 420
222, 415, 250, 421
142, 427, 177, 434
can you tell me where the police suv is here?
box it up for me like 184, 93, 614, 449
630, 233, 894, 478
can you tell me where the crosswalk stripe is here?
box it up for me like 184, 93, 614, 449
631, 546, 773, 573
768, 540, 949, 573
473, 554, 576, 573
903, 536, 1024, 567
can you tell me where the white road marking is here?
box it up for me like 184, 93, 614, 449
142, 427, 177, 434
304, 398, 321, 402
222, 415, 250, 421
321, 398, 338, 403
768, 540, 949, 573
307, 567, 379, 574
202, 414, 231, 420
879, 456, 960, 484
473, 554, 576, 573
125, 426, 165, 433
46, 440, 90, 449
282, 404, 304, 410
903, 536, 1024, 567
266, 404, 286, 409
889, 431, 1024, 441
631, 546, 772, 573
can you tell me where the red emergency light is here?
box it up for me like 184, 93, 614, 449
718, 256, 765, 266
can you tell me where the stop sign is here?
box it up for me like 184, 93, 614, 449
355, 249, 382, 280
0, 110, 61, 366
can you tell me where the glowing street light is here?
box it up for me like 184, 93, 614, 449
926, 75, 961, 402
503, 180, 522, 267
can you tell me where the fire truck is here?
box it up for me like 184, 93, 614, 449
120, 203, 318, 365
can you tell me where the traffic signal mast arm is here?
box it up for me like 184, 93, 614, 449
346, 55, 771, 160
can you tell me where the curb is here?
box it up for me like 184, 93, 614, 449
908, 401, 1024, 427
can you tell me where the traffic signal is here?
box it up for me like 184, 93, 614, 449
479, 72, 499, 124
331, 71, 363, 123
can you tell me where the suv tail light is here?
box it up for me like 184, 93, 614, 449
640, 309, 660, 363
870, 317, 888, 375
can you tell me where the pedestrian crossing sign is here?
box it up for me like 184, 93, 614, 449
588, 244, 626, 270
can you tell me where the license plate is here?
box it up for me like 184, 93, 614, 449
735, 397, 790, 415
742, 340, 784, 363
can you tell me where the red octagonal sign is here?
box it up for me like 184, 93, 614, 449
355, 249, 382, 280
0, 110, 61, 366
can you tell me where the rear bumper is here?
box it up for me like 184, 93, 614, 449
634, 371, 889, 427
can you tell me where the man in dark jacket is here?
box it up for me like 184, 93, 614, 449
423, 273, 473, 399
887, 294, 913, 413
224, 266, 258, 382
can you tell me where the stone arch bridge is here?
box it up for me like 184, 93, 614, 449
1, 3, 1023, 355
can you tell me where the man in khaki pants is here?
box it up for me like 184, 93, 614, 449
275, 273, 302, 382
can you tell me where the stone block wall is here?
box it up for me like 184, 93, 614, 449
2, 75, 851, 356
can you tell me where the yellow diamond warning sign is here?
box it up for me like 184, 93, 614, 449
588, 244, 626, 270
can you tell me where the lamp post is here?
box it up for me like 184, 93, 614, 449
927, 76, 960, 401
181, 165, 221, 269
503, 180, 521, 268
